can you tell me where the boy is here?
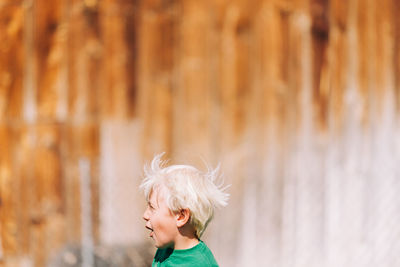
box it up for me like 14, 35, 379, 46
140, 154, 229, 267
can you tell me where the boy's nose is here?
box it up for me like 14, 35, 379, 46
143, 208, 150, 221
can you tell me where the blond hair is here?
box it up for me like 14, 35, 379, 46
140, 153, 229, 238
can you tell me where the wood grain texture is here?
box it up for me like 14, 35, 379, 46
1, 0, 399, 266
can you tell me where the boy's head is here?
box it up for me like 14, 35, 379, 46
140, 153, 229, 249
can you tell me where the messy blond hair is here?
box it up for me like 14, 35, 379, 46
140, 153, 229, 238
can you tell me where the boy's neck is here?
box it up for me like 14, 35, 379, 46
173, 236, 199, 250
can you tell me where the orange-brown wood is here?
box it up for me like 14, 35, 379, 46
1, 0, 399, 266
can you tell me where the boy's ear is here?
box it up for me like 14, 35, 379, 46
176, 209, 190, 227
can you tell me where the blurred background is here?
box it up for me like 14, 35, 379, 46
1, 0, 400, 266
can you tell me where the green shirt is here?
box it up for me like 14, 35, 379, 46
152, 241, 219, 267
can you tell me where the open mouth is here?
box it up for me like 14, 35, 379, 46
145, 226, 154, 237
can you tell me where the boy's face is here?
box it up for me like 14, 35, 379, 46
143, 187, 178, 249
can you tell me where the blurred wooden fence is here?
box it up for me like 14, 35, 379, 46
1, 0, 400, 266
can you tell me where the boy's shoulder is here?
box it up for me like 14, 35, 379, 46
152, 241, 219, 267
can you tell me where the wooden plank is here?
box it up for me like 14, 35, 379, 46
356, 0, 371, 126
394, 0, 400, 110
19, 124, 65, 267
172, 0, 213, 159
218, 0, 256, 150
35, 0, 68, 121
245, 1, 293, 266
64, 122, 100, 244
0, 3, 24, 122
310, 0, 329, 130
67, 1, 102, 121
66, 1, 103, 248
136, 0, 174, 158
23, 0, 70, 265
100, 0, 139, 119
0, 126, 18, 258
98, 121, 145, 245
374, 0, 395, 112
0, 2, 25, 265
328, 0, 350, 132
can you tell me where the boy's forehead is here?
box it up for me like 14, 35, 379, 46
149, 185, 166, 203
